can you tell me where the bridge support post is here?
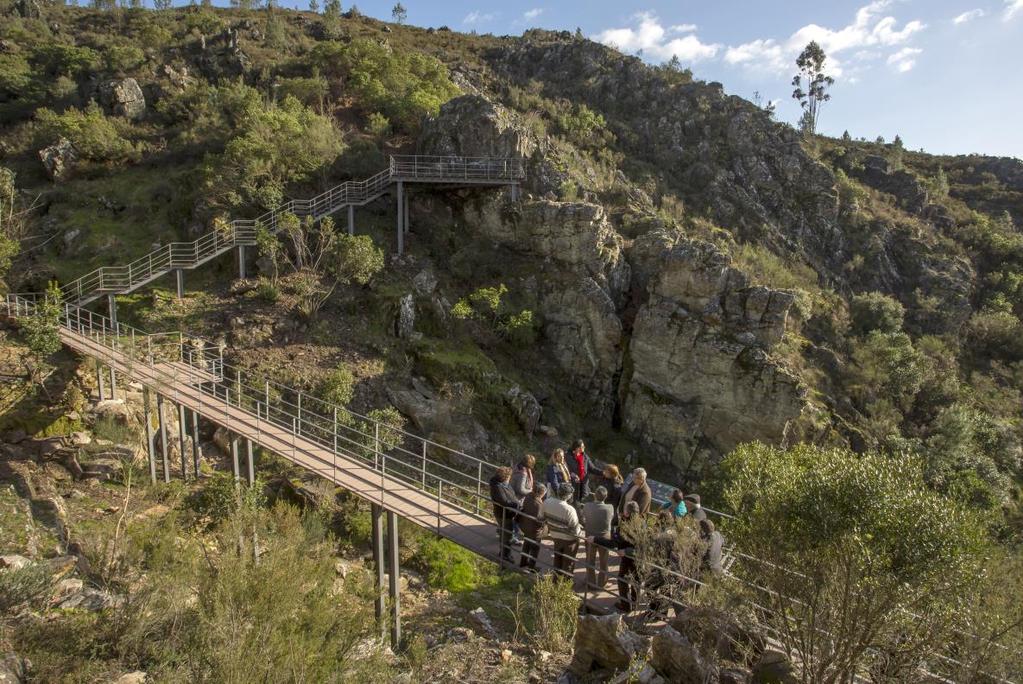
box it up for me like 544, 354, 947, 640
387, 510, 401, 648
143, 387, 156, 485
347, 204, 355, 236
191, 409, 202, 478
178, 403, 188, 481
237, 245, 246, 280
246, 439, 255, 485
109, 367, 117, 401
371, 503, 386, 637
395, 181, 404, 256
107, 293, 117, 329
157, 395, 170, 483
403, 192, 410, 235
175, 269, 184, 299
231, 436, 240, 485
96, 358, 106, 401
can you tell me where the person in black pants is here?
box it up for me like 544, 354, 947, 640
489, 466, 520, 562
596, 500, 642, 612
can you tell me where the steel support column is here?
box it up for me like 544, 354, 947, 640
143, 387, 156, 484
96, 358, 106, 401
387, 510, 401, 647
246, 439, 255, 485
107, 293, 117, 329
371, 503, 386, 636
175, 268, 184, 299
191, 409, 202, 478
178, 403, 188, 480
109, 367, 116, 401
231, 436, 240, 483
157, 395, 170, 483
347, 204, 355, 236
403, 192, 410, 235
395, 181, 404, 255
237, 245, 246, 280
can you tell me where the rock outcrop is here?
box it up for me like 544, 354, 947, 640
99, 78, 146, 120
38, 138, 78, 182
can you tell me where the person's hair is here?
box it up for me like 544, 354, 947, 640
571, 439, 584, 452
633, 467, 647, 481
685, 493, 701, 505
603, 464, 623, 483
624, 501, 640, 516
594, 486, 608, 502
551, 448, 565, 464
670, 488, 684, 504
533, 483, 547, 498
557, 482, 574, 500
496, 466, 512, 481
657, 509, 673, 525
699, 519, 715, 536
523, 454, 536, 468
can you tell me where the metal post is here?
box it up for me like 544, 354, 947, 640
347, 204, 355, 236
178, 403, 188, 481
403, 192, 410, 235
96, 358, 106, 401
371, 503, 385, 636
387, 510, 401, 647
297, 392, 302, 431
231, 436, 240, 484
421, 441, 427, 488
109, 367, 117, 401
191, 408, 202, 478
246, 439, 255, 485
107, 293, 117, 329
332, 407, 338, 478
395, 180, 404, 255
157, 395, 170, 483
175, 268, 184, 299
143, 387, 156, 484
237, 244, 246, 280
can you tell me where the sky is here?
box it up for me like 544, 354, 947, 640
280, 0, 1023, 159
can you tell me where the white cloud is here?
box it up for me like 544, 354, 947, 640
523, 7, 543, 20
594, 12, 720, 62
1005, 0, 1023, 21
887, 46, 922, 72
463, 10, 495, 25
723, 1, 925, 77
953, 8, 985, 24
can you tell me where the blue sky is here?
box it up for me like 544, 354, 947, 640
286, 1, 1023, 159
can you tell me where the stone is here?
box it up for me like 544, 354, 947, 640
98, 78, 146, 119
504, 386, 541, 436
52, 578, 84, 601
467, 606, 498, 639
111, 672, 147, 684
159, 63, 193, 90
568, 614, 650, 676
419, 94, 538, 160
669, 606, 765, 666
38, 138, 78, 182
751, 650, 796, 684
609, 662, 665, 684
57, 587, 124, 611
2, 430, 27, 444
412, 268, 438, 295
0, 653, 30, 684
649, 626, 712, 684
500, 648, 513, 663
538, 425, 559, 438
68, 432, 92, 447
395, 294, 415, 339
0, 555, 31, 571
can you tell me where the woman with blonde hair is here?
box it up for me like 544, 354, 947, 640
544, 448, 571, 498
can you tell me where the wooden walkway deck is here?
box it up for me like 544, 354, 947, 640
60, 326, 624, 613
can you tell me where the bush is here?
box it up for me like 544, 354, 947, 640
185, 472, 243, 528
0, 562, 53, 613
365, 406, 405, 451
93, 415, 138, 446
319, 364, 355, 406
849, 291, 905, 335
332, 234, 384, 286
34, 103, 136, 162
104, 44, 145, 73
529, 573, 579, 651
366, 111, 390, 138
415, 536, 483, 592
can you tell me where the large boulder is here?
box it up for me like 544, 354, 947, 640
38, 138, 78, 182
0, 653, 31, 684
98, 78, 146, 120
419, 94, 536, 160
649, 626, 713, 684
568, 613, 650, 676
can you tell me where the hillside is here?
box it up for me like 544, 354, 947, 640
1, 3, 1023, 682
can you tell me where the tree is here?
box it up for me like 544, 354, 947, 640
308, 0, 318, 11
0, 167, 37, 292
791, 40, 834, 135
19, 282, 63, 394
841, 130, 851, 141
391, 2, 406, 24
849, 291, 905, 335
153, 0, 171, 9
721, 443, 987, 683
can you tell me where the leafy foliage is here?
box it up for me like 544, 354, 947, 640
849, 291, 905, 335
34, 102, 136, 162
319, 363, 355, 406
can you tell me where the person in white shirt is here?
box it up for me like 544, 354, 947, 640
543, 482, 582, 580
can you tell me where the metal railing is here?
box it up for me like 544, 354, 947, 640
59, 155, 524, 306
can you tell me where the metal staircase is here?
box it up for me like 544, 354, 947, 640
61, 155, 524, 306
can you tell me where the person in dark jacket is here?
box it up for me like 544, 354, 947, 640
685, 493, 708, 522
545, 448, 571, 495
510, 454, 536, 543
597, 464, 625, 528
700, 519, 724, 576
619, 468, 652, 517
489, 466, 519, 562
568, 439, 595, 503
517, 483, 546, 570
597, 500, 642, 612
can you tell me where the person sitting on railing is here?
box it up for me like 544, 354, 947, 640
619, 468, 652, 517
660, 489, 689, 519
684, 493, 707, 522
568, 439, 595, 505
489, 466, 520, 563
581, 486, 614, 589
545, 448, 571, 498
510, 454, 536, 544
543, 482, 582, 581
699, 519, 724, 577
518, 483, 546, 573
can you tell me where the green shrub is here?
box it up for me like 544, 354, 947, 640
93, 415, 138, 446
319, 364, 355, 406
0, 562, 53, 613
499, 309, 537, 347
104, 44, 145, 73
332, 234, 385, 286
365, 406, 405, 451
185, 472, 241, 528
529, 573, 579, 650
0, 53, 32, 97
32, 44, 100, 77
277, 75, 329, 110
255, 277, 280, 302
849, 291, 905, 335
415, 536, 482, 592
366, 111, 390, 138
34, 103, 136, 162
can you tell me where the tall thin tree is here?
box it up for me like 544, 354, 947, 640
791, 40, 834, 135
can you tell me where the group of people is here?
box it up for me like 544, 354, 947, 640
488, 441, 725, 613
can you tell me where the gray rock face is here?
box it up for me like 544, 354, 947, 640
0, 653, 31, 684
419, 94, 536, 160
504, 385, 541, 436
387, 386, 492, 459
856, 155, 928, 213
649, 626, 712, 684
57, 587, 124, 611
99, 78, 146, 120
395, 294, 415, 339
38, 138, 78, 181
569, 614, 650, 676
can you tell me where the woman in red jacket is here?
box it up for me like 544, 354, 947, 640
569, 439, 594, 504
